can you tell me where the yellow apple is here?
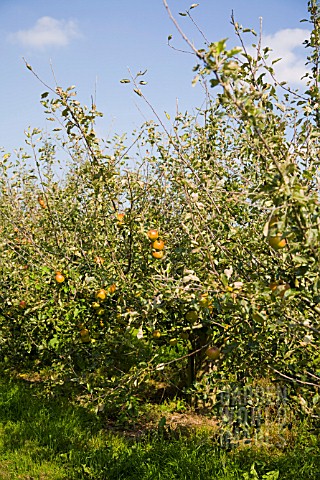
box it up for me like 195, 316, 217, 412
96, 289, 107, 301
55, 272, 65, 283
152, 330, 161, 339
268, 234, 286, 250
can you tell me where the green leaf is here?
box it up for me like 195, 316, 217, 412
262, 471, 279, 480
48, 336, 60, 349
249, 463, 259, 479
292, 255, 309, 265
263, 219, 270, 238
216, 38, 227, 55
136, 69, 147, 77
210, 79, 219, 88
158, 416, 166, 428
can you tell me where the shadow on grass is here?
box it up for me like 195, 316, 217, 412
0, 372, 319, 480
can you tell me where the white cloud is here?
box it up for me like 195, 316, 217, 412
247, 28, 311, 85
8, 16, 81, 49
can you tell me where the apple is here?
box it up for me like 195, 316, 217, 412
205, 346, 220, 360
185, 310, 198, 323
152, 250, 164, 259
152, 330, 161, 339
80, 328, 91, 343
117, 213, 125, 225
268, 234, 286, 250
180, 331, 190, 340
96, 289, 107, 300
38, 197, 47, 209
19, 301, 27, 309
55, 272, 65, 283
152, 239, 165, 250
147, 229, 159, 240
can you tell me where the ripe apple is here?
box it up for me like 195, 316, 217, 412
19, 300, 27, 309
38, 197, 47, 209
117, 213, 125, 225
268, 234, 286, 250
152, 330, 161, 339
205, 346, 220, 360
152, 250, 164, 259
108, 283, 116, 294
96, 289, 107, 300
152, 239, 165, 250
147, 229, 159, 240
55, 272, 65, 283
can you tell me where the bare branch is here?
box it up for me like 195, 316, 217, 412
162, 0, 205, 60
270, 367, 319, 388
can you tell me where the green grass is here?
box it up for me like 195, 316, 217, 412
0, 373, 319, 479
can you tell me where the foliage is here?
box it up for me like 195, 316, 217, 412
0, 1, 319, 430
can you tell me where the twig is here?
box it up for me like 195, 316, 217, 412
270, 367, 319, 387
162, 0, 205, 60
156, 341, 213, 370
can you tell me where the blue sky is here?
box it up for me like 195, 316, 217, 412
0, 0, 310, 154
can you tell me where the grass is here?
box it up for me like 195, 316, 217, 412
0, 372, 319, 479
